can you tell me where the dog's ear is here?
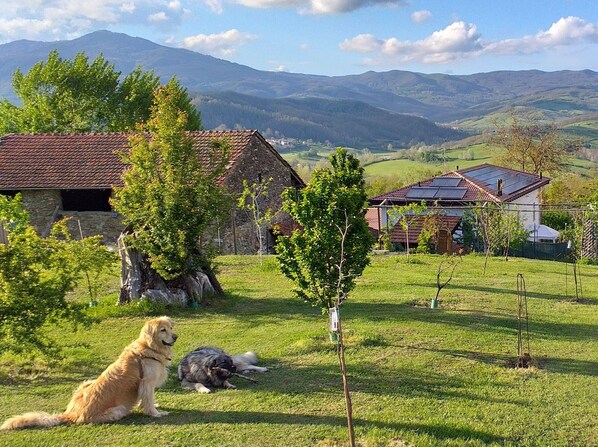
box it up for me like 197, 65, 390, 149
159, 316, 174, 329
140, 319, 159, 346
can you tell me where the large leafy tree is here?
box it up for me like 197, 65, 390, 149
0, 50, 201, 134
112, 80, 229, 301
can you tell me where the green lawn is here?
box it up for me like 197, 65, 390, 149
1, 254, 597, 447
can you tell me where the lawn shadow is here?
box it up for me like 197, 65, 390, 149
402, 307, 598, 343
414, 347, 598, 377
166, 360, 527, 406
123, 408, 507, 445
406, 282, 597, 303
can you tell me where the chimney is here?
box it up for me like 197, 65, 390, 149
497, 179, 503, 196
540, 172, 543, 179
418, 181, 421, 187
456, 165, 459, 170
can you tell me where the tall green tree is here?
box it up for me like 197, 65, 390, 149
0, 51, 201, 134
112, 81, 229, 302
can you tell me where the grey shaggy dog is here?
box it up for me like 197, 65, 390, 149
178, 346, 267, 393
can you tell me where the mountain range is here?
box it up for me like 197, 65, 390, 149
1, 30, 597, 149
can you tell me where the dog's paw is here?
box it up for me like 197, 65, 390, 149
196, 385, 212, 394
147, 410, 169, 417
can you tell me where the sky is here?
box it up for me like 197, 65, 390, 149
0, 0, 597, 76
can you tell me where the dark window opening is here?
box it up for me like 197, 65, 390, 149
61, 189, 112, 212
0, 190, 19, 197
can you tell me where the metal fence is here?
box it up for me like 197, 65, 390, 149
509, 241, 572, 261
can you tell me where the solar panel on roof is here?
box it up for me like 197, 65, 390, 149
434, 187, 467, 199
406, 187, 438, 199
431, 177, 461, 187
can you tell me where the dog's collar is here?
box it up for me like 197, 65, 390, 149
143, 354, 172, 362
145, 345, 172, 361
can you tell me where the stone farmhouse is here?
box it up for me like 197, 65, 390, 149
0, 130, 304, 254
367, 164, 551, 253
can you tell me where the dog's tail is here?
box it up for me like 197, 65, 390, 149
1, 412, 72, 430
233, 351, 258, 366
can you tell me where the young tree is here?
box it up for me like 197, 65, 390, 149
0, 51, 201, 134
277, 148, 374, 309
277, 148, 374, 447
389, 200, 427, 260
493, 112, 571, 175
0, 194, 113, 355
472, 203, 528, 274
112, 81, 229, 305
432, 254, 462, 308
237, 177, 277, 266
416, 208, 442, 254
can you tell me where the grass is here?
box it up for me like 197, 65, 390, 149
1, 254, 597, 447
363, 144, 495, 179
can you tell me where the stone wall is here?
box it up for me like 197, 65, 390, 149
20, 189, 124, 244
220, 137, 301, 254
17, 137, 301, 253
21, 190, 61, 237
62, 211, 124, 245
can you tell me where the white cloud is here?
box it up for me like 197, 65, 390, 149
148, 12, 169, 22
340, 21, 482, 64
181, 29, 257, 56
232, 0, 406, 15
340, 17, 598, 66
339, 34, 383, 52
120, 2, 136, 13
0, 0, 191, 42
411, 9, 431, 23
203, 0, 224, 13
486, 16, 598, 55
275, 64, 289, 72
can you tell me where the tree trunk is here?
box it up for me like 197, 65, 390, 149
117, 231, 222, 306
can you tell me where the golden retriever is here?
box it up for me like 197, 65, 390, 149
1, 316, 177, 430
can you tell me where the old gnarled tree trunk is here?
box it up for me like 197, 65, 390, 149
117, 232, 223, 306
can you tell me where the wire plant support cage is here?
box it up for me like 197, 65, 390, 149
516, 273, 532, 368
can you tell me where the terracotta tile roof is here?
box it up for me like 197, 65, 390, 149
369, 163, 549, 205
389, 215, 461, 245
365, 207, 381, 238
0, 130, 300, 189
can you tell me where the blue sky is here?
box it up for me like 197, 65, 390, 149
1, 0, 597, 76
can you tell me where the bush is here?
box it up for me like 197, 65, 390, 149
0, 195, 114, 355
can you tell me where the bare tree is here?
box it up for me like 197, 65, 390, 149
432, 254, 462, 308
493, 112, 572, 175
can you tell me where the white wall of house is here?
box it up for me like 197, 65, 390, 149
506, 189, 542, 230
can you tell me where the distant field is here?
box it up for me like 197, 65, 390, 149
562, 120, 598, 149
281, 140, 596, 183
364, 144, 495, 178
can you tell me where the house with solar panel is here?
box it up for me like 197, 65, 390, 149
0, 130, 304, 254
367, 164, 551, 254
